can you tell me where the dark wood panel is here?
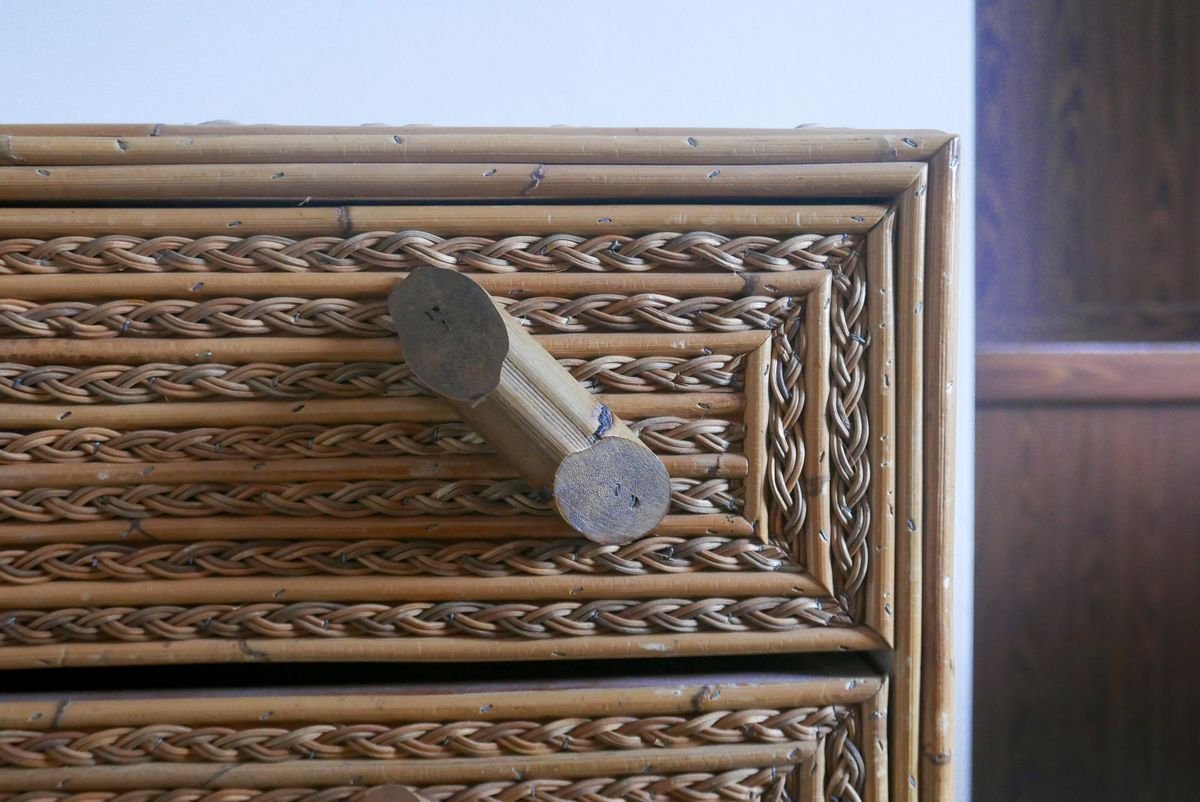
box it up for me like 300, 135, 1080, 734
974, 406, 1200, 802
977, 346, 1200, 403
977, 0, 1200, 342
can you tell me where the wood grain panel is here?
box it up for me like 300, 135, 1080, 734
976, 0, 1200, 341
974, 406, 1200, 801
977, 346, 1200, 403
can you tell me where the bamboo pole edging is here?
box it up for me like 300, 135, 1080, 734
0, 131, 950, 165
0, 127, 954, 162
803, 276, 834, 595
0, 453, 747, 490
891, 168, 929, 802
0, 512, 755, 547
0, 330, 770, 366
0, 132, 949, 166
0, 204, 888, 239
0, 672, 885, 729
0, 269, 830, 302
0, 626, 888, 670
920, 138, 960, 802
865, 212, 897, 645
0, 162, 929, 203
0, 393, 744, 431
0, 567, 823, 608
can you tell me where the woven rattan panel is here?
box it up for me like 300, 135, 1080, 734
0, 668, 888, 802
0, 228, 894, 664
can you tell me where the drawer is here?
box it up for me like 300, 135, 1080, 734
0, 211, 897, 668
0, 665, 887, 802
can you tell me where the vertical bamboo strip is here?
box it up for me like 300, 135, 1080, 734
796, 741, 825, 802
892, 168, 928, 802
804, 277, 834, 593
742, 337, 772, 543
864, 678, 891, 802
865, 213, 897, 643
920, 139, 960, 802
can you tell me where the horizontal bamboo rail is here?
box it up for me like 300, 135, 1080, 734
0, 331, 767, 366
0, 565, 817, 608
0, 742, 809, 791
0, 270, 828, 302
0, 204, 886, 238
0, 163, 926, 203
0, 512, 754, 547
0, 626, 886, 670
0, 393, 744, 430
0, 132, 948, 166
0, 126, 952, 160
0, 671, 884, 728
0, 453, 747, 490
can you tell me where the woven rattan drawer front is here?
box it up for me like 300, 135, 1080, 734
0, 213, 898, 668
0, 668, 888, 802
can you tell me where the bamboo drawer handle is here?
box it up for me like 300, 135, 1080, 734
389, 267, 670, 545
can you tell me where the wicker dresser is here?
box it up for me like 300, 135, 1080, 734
0, 126, 959, 802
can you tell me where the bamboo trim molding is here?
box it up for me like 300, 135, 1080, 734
0, 126, 954, 160
977, 345, 1200, 403
0, 163, 925, 203
0, 671, 882, 725
892, 168, 928, 802
0, 627, 887, 670
920, 139, 960, 801
0, 513, 755, 548
0, 205, 887, 239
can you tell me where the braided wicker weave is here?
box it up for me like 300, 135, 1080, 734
0, 771, 793, 802
0, 706, 844, 766
0, 354, 745, 404
0, 537, 789, 584
0, 231, 852, 275
0, 227, 873, 650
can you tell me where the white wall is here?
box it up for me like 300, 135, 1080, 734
4, 1, 975, 796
